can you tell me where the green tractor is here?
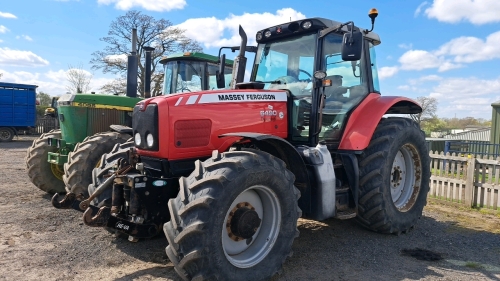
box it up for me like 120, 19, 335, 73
26, 49, 234, 195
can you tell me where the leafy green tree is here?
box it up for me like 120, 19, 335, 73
37, 92, 51, 106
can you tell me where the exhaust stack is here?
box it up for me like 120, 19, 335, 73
126, 28, 138, 98
143, 46, 155, 98
229, 25, 248, 89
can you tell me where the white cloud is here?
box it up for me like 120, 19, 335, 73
435, 31, 500, 63
378, 66, 399, 79
16, 35, 33, 41
0, 68, 116, 96
425, 0, 500, 25
398, 43, 413, 50
0, 25, 9, 33
414, 2, 429, 17
175, 8, 306, 48
399, 50, 442, 70
0, 48, 49, 67
0, 11, 17, 19
97, 0, 186, 12
414, 76, 500, 118
0, 39, 3, 43
104, 54, 127, 63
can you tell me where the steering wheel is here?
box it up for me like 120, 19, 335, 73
298, 69, 312, 79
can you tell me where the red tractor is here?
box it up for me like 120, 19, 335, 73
54, 10, 429, 281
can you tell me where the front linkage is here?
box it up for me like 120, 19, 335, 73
52, 149, 177, 240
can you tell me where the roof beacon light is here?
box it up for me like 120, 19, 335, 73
183, 52, 191, 56
366, 8, 379, 33
302, 21, 312, 29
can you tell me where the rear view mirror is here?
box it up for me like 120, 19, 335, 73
341, 30, 363, 61
216, 54, 226, 88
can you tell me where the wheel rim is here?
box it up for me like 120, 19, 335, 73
51, 163, 64, 180
0, 130, 11, 140
390, 143, 422, 212
221, 185, 281, 268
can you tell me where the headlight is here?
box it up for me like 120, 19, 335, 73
146, 134, 154, 147
134, 133, 141, 146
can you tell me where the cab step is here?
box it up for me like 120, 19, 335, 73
334, 209, 356, 220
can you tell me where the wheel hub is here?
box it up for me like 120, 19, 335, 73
226, 202, 261, 241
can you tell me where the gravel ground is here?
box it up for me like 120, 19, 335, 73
0, 136, 499, 281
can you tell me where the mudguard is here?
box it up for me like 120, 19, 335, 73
339, 93, 422, 151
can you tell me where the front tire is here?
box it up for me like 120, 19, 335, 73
63, 132, 130, 196
26, 129, 65, 194
356, 117, 430, 234
164, 149, 301, 281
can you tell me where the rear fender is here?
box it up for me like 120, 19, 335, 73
339, 93, 422, 151
220, 132, 311, 215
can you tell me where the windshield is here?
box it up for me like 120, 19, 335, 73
163, 61, 204, 94
253, 33, 316, 97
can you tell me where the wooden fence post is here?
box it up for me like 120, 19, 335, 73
464, 155, 475, 207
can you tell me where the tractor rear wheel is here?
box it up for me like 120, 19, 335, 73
26, 129, 66, 194
63, 132, 130, 196
356, 117, 430, 234
164, 149, 301, 281
0, 127, 14, 142
87, 139, 134, 205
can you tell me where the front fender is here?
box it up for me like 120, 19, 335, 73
339, 93, 421, 151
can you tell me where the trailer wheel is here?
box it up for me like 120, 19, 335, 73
26, 129, 66, 193
164, 149, 301, 281
88, 139, 134, 205
356, 117, 430, 234
63, 132, 130, 196
0, 127, 14, 142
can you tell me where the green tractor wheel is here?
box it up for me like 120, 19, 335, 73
63, 131, 130, 196
26, 129, 66, 194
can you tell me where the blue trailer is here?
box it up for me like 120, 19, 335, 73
0, 82, 38, 142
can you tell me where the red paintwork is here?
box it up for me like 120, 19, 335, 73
136, 89, 288, 160
338, 93, 421, 151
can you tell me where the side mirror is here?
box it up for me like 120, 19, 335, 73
341, 30, 363, 61
216, 54, 226, 89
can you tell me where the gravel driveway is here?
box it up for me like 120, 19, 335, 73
0, 136, 499, 281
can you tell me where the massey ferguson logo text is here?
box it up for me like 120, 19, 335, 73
218, 94, 277, 101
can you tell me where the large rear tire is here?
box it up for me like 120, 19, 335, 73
164, 149, 301, 281
0, 127, 14, 142
356, 117, 430, 234
63, 132, 130, 196
26, 129, 66, 194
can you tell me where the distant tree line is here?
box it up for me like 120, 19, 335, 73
411, 96, 491, 136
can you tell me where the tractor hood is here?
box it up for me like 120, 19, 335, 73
132, 89, 289, 161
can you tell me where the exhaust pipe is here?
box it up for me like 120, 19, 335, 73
229, 25, 248, 89
143, 46, 155, 98
126, 28, 138, 98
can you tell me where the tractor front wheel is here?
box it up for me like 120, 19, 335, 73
63, 132, 130, 196
356, 117, 430, 234
164, 149, 301, 281
26, 129, 66, 194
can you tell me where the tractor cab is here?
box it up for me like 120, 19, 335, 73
248, 17, 381, 147
160, 52, 233, 94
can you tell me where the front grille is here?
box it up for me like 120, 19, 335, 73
87, 108, 129, 136
132, 104, 158, 151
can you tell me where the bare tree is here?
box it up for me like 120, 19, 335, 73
413, 96, 438, 125
90, 10, 202, 97
66, 64, 93, 94
100, 78, 127, 95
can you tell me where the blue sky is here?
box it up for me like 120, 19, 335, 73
1, 0, 499, 119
